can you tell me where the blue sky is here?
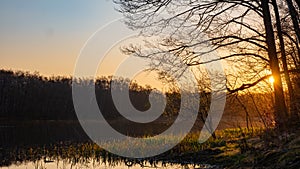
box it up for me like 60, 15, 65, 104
0, 0, 123, 76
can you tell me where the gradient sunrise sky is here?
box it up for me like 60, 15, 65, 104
0, 0, 125, 76
0, 0, 168, 89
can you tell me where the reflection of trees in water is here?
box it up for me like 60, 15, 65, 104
1, 126, 266, 168
0, 142, 124, 167
0, 141, 218, 168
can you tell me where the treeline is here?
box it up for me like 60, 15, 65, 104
0, 69, 182, 121
0, 68, 278, 130
0, 70, 74, 120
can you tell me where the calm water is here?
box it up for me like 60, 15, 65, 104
0, 159, 216, 169
0, 122, 222, 169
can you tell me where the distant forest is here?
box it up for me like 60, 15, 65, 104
0, 69, 183, 121
0, 69, 275, 129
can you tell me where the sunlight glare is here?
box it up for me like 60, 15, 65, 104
269, 76, 275, 84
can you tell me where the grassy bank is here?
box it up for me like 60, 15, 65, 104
1, 127, 299, 168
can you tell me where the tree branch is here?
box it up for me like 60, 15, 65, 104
227, 69, 300, 94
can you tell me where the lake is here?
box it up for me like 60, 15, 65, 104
0, 159, 218, 169
0, 119, 258, 169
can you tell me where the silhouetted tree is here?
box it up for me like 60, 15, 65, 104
114, 0, 300, 129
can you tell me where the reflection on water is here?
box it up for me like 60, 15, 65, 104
0, 143, 221, 169
0, 159, 216, 169
0, 123, 222, 169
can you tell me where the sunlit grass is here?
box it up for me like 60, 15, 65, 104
1, 127, 264, 167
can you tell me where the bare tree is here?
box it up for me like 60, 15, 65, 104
114, 0, 300, 129
261, 0, 289, 128
285, 0, 300, 42
272, 0, 293, 103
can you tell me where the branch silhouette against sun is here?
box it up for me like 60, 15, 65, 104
114, 0, 300, 128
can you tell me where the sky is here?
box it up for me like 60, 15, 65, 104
0, 0, 275, 93
0, 0, 121, 76
0, 0, 167, 89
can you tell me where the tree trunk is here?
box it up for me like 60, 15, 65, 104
286, 0, 300, 43
295, 0, 300, 8
272, 0, 296, 119
261, 0, 289, 129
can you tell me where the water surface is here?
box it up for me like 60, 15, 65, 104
1, 159, 216, 169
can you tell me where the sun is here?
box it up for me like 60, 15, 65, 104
269, 76, 275, 84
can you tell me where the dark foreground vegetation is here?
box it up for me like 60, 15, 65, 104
1, 127, 299, 168
0, 69, 300, 168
